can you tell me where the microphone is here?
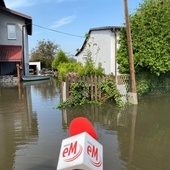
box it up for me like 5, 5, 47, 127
69, 117, 98, 140
57, 117, 103, 170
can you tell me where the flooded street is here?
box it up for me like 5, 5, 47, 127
0, 79, 170, 170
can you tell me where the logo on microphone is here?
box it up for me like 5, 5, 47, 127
61, 141, 102, 167
62, 141, 83, 162
87, 143, 102, 167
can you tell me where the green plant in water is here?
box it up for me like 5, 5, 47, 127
57, 78, 125, 109
57, 80, 98, 108
100, 79, 125, 107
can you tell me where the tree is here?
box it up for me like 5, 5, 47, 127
30, 40, 59, 69
52, 50, 69, 69
117, 0, 170, 76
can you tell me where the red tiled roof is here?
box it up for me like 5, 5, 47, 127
0, 45, 22, 61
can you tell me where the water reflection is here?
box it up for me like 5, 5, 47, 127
130, 95, 170, 170
61, 96, 170, 170
0, 79, 60, 170
0, 83, 39, 170
61, 103, 136, 170
1, 80, 170, 170
22, 80, 58, 99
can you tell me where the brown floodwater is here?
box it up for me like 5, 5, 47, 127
0, 79, 170, 170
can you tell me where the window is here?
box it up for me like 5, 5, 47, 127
7, 24, 16, 39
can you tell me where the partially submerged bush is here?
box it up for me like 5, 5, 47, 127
57, 79, 125, 109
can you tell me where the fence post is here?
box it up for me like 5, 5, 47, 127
90, 75, 93, 100
94, 75, 97, 100
66, 73, 70, 99
98, 76, 101, 99
62, 82, 66, 102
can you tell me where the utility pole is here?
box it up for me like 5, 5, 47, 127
123, 0, 138, 104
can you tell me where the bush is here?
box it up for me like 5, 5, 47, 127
136, 71, 170, 95
52, 50, 69, 69
57, 78, 125, 109
57, 62, 83, 81
57, 55, 104, 81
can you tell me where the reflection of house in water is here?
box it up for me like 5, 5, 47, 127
61, 103, 136, 133
0, 84, 38, 169
61, 103, 131, 129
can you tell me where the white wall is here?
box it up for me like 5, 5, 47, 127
29, 62, 41, 75
77, 29, 119, 75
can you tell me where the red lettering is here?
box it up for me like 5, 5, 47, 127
62, 141, 78, 157
92, 145, 98, 161
87, 145, 99, 161
68, 141, 77, 155
62, 148, 68, 157
87, 145, 91, 155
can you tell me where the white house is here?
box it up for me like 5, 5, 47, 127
75, 26, 121, 75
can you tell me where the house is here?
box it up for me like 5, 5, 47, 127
75, 26, 121, 75
0, 0, 32, 81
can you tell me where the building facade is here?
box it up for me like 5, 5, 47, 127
76, 26, 121, 75
0, 1, 32, 78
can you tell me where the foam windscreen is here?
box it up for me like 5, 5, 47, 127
69, 117, 98, 140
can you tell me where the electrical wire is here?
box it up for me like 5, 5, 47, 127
33, 24, 85, 38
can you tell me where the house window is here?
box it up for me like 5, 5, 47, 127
7, 24, 16, 39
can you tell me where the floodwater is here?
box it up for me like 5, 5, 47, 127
0, 79, 170, 170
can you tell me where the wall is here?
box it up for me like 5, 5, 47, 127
77, 29, 119, 75
0, 9, 30, 76
0, 10, 24, 45
0, 75, 18, 85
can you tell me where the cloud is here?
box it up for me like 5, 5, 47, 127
50, 15, 76, 28
4, 0, 62, 9
4, 0, 78, 9
5, 0, 37, 9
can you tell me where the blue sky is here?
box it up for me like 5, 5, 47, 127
5, 0, 143, 57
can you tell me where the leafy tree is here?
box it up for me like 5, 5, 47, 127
117, 0, 170, 76
52, 50, 69, 69
30, 40, 59, 69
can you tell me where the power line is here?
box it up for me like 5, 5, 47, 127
33, 24, 85, 38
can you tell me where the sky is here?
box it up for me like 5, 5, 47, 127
4, 0, 143, 57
